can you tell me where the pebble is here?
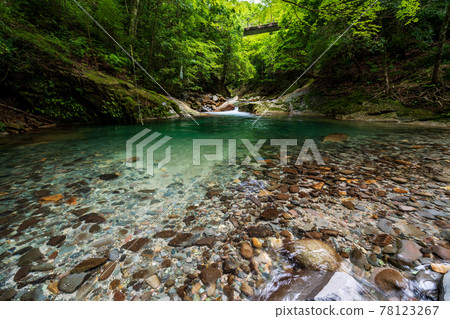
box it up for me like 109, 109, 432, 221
58, 273, 87, 293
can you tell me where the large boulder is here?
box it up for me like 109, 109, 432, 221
283, 239, 341, 271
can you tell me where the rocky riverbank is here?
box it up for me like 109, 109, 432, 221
0, 127, 449, 301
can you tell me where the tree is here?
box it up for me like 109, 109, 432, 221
432, 0, 450, 84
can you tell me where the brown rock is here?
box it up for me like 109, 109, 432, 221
374, 268, 407, 292
371, 234, 393, 247
110, 279, 121, 290
78, 213, 106, 224
14, 265, 31, 282
122, 238, 150, 252
17, 218, 41, 232
323, 133, 348, 143
47, 281, 59, 294
431, 245, 450, 260
342, 201, 355, 210
114, 291, 126, 301
246, 226, 273, 238
280, 230, 293, 239
240, 282, 254, 297
260, 208, 281, 220
284, 239, 341, 271
47, 235, 66, 246
71, 257, 108, 273
161, 259, 172, 268
168, 233, 193, 247
241, 242, 254, 259
38, 194, 63, 204
289, 185, 299, 193
277, 193, 290, 201
397, 240, 423, 263
153, 230, 176, 238
200, 267, 221, 286
195, 236, 216, 248
98, 261, 116, 281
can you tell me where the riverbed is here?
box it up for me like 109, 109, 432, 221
0, 114, 449, 301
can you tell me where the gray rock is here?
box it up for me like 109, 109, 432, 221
109, 249, 120, 261
416, 270, 442, 300
31, 263, 55, 272
315, 272, 363, 301
396, 240, 423, 263
377, 219, 393, 233
440, 272, 450, 301
20, 288, 44, 301
17, 248, 43, 266
58, 273, 87, 293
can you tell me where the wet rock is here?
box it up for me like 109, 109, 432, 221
154, 230, 177, 238
31, 263, 55, 272
109, 249, 120, 261
371, 234, 393, 247
260, 207, 281, 220
194, 236, 216, 248
17, 217, 41, 232
240, 282, 254, 297
0, 288, 17, 301
200, 267, 221, 286
377, 219, 393, 233
89, 224, 101, 233
58, 273, 87, 293
396, 240, 423, 263
284, 239, 341, 271
252, 237, 263, 248
168, 233, 193, 247
18, 248, 43, 266
71, 257, 107, 273
71, 207, 90, 217
223, 259, 238, 275
431, 245, 450, 260
350, 248, 367, 268
314, 272, 362, 301
342, 201, 355, 210
323, 133, 348, 143
241, 242, 254, 259
114, 291, 126, 301
91, 237, 114, 248
99, 261, 117, 281
246, 225, 273, 238
98, 173, 119, 181
14, 265, 31, 282
38, 194, 63, 204
416, 270, 442, 299
374, 268, 407, 292
47, 235, 66, 246
440, 272, 450, 301
391, 177, 407, 184
20, 288, 43, 301
431, 263, 450, 274
122, 237, 150, 252
78, 213, 106, 224
146, 275, 161, 289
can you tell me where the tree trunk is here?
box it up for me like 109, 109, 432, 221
129, 0, 140, 37
382, 41, 390, 95
432, 1, 450, 84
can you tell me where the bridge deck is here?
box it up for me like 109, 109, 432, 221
243, 22, 280, 36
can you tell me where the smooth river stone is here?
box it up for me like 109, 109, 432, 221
17, 248, 44, 267
283, 239, 341, 271
396, 240, 423, 263
71, 257, 107, 273
58, 273, 88, 293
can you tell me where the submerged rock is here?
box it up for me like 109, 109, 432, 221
17, 248, 43, 267
374, 268, 407, 292
283, 239, 341, 271
71, 257, 107, 273
200, 267, 221, 286
440, 272, 450, 301
58, 273, 88, 293
323, 133, 348, 143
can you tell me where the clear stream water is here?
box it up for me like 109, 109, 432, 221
0, 114, 449, 301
